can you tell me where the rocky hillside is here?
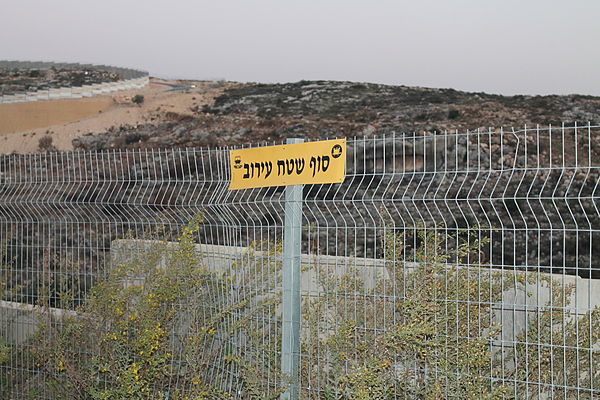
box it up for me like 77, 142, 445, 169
4, 81, 600, 308
72, 80, 600, 151
0, 67, 121, 95
66, 81, 600, 283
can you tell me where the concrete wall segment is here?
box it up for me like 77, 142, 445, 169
0, 60, 149, 104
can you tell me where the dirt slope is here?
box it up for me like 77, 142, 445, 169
0, 97, 113, 134
0, 78, 233, 154
2, 79, 600, 155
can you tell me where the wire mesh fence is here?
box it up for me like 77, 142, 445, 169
1, 123, 599, 399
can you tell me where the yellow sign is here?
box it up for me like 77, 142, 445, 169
229, 139, 346, 190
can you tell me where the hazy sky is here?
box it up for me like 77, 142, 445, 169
3, 0, 599, 96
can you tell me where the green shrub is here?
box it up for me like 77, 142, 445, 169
38, 135, 54, 152
0, 338, 9, 365
299, 227, 600, 399
448, 109, 460, 119
17, 215, 283, 399
132, 94, 145, 105
2, 220, 599, 399
300, 228, 508, 399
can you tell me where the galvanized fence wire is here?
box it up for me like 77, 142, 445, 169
0, 123, 599, 399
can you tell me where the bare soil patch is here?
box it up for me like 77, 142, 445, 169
0, 79, 232, 154
0, 97, 113, 135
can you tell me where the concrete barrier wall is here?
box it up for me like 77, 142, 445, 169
3, 237, 599, 395
111, 240, 600, 353
7, 239, 598, 351
0, 301, 77, 345
0, 61, 149, 104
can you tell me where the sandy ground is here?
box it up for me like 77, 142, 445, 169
0, 78, 229, 154
0, 97, 113, 135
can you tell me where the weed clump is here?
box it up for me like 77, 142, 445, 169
132, 94, 144, 105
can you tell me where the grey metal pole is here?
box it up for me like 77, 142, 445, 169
280, 137, 304, 400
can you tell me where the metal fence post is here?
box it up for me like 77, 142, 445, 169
280, 138, 304, 400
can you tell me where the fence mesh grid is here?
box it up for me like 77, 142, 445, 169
1, 124, 599, 399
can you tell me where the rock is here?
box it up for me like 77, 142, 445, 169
229, 128, 250, 140
72, 134, 110, 151
172, 126, 186, 138
148, 136, 176, 147
190, 130, 210, 141
362, 125, 376, 136
190, 130, 217, 146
